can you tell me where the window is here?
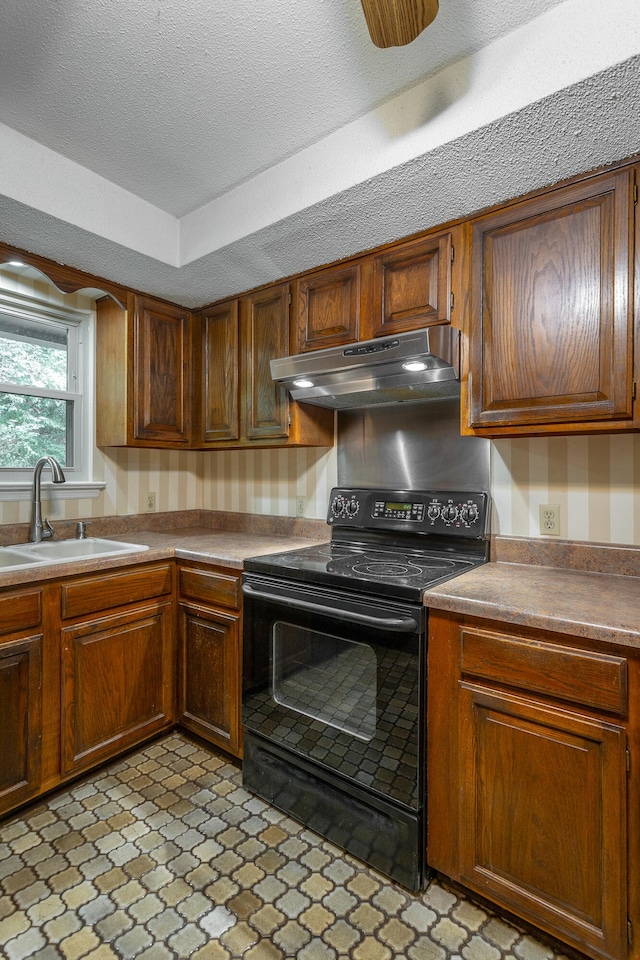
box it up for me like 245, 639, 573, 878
0, 280, 95, 480
0, 312, 82, 469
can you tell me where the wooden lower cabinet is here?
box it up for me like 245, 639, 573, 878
428, 611, 634, 960
0, 587, 44, 815
0, 632, 43, 814
61, 600, 174, 775
177, 563, 242, 757
60, 563, 175, 776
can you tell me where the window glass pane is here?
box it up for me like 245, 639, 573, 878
0, 393, 70, 468
0, 317, 68, 390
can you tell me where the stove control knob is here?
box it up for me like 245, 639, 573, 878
345, 497, 359, 517
331, 495, 346, 517
427, 503, 441, 522
460, 502, 479, 525
442, 503, 459, 523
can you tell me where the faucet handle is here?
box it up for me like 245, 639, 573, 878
42, 518, 55, 540
76, 521, 90, 540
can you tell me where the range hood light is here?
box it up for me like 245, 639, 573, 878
402, 359, 428, 372
292, 377, 315, 388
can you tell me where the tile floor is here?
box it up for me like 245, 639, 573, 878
0, 733, 575, 960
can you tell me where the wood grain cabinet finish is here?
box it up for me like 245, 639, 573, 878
466, 167, 637, 435
132, 296, 192, 444
96, 294, 192, 448
193, 286, 333, 449
294, 263, 361, 352
428, 612, 632, 960
0, 632, 43, 814
61, 599, 174, 775
241, 283, 291, 441
365, 228, 457, 338
177, 564, 242, 757
196, 300, 240, 443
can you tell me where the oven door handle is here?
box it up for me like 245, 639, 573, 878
243, 584, 418, 633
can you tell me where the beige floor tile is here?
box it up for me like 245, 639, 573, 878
0, 733, 576, 960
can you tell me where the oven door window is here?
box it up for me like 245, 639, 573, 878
272, 622, 377, 741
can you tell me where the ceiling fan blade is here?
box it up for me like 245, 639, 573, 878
360, 0, 439, 48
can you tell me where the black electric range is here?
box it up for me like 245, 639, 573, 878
243, 486, 491, 601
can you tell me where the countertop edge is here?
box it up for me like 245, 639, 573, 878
424, 561, 640, 649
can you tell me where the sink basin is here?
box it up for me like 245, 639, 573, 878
0, 548, 42, 569
0, 538, 149, 573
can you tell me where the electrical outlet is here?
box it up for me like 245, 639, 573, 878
539, 503, 560, 536
296, 497, 306, 518
145, 491, 157, 512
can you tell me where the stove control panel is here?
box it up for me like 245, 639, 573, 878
328, 488, 490, 538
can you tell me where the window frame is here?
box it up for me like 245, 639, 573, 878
0, 286, 103, 500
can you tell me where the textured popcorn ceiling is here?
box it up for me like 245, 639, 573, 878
0, 0, 638, 307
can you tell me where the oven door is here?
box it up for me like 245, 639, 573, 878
242, 572, 425, 812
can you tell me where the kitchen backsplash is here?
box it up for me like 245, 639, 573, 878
3, 432, 639, 549
2, 267, 639, 546
492, 434, 640, 545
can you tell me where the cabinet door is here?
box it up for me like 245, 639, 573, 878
294, 263, 360, 352
61, 601, 174, 774
197, 300, 239, 443
468, 168, 635, 432
178, 601, 241, 756
132, 296, 191, 444
0, 635, 42, 814
458, 683, 627, 960
366, 230, 454, 338
241, 283, 290, 440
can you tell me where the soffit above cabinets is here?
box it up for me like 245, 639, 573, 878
0, 0, 638, 307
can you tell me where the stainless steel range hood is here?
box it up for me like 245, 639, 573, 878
271, 326, 460, 409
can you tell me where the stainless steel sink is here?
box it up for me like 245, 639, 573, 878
0, 538, 149, 573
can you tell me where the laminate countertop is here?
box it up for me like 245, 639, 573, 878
0, 527, 327, 589
424, 560, 640, 649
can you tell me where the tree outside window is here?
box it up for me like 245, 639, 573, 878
0, 314, 79, 469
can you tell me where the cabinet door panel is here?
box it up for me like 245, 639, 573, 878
0, 635, 42, 812
369, 231, 453, 337
133, 297, 191, 443
469, 169, 634, 430
459, 683, 627, 960
242, 284, 290, 440
199, 301, 239, 442
178, 602, 241, 755
61, 601, 173, 774
295, 264, 360, 352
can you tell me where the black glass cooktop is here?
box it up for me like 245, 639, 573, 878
244, 488, 490, 601
243, 540, 483, 601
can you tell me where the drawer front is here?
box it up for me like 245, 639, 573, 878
61, 563, 173, 620
179, 566, 241, 610
0, 589, 42, 636
460, 627, 627, 715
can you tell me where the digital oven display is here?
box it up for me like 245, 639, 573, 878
372, 499, 425, 521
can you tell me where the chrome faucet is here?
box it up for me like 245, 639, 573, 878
29, 456, 66, 543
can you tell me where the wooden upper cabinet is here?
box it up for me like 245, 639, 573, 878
132, 296, 191, 444
241, 283, 291, 441
196, 300, 239, 444
294, 263, 361, 352
364, 226, 458, 339
96, 294, 192, 448
466, 167, 637, 434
